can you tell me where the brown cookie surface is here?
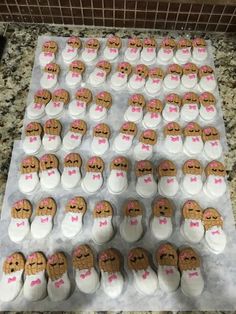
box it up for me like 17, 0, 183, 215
120, 121, 137, 136
44, 63, 60, 75
182, 200, 203, 220
161, 38, 176, 49
52, 88, 70, 105
178, 247, 201, 272
167, 63, 182, 76
199, 65, 214, 78
69, 60, 85, 74
134, 64, 149, 79
146, 99, 163, 113
11, 199, 32, 219
183, 63, 198, 75
177, 38, 192, 49
25, 122, 43, 137
95, 91, 112, 109
36, 197, 57, 216
205, 160, 226, 177
85, 38, 100, 50
193, 37, 206, 48
40, 154, 59, 171
165, 93, 182, 107
143, 37, 157, 48
182, 159, 203, 175
76, 87, 92, 104
128, 94, 145, 108
183, 122, 202, 137
20, 156, 39, 174
135, 160, 153, 177
47, 252, 68, 281
44, 119, 62, 136
65, 196, 87, 214
124, 199, 143, 217
199, 92, 216, 107
158, 160, 177, 177
93, 123, 110, 138
34, 89, 51, 105
64, 152, 82, 168
182, 92, 199, 105
86, 156, 104, 173
42, 40, 58, 53
106, 35, 122, 48
203, 208, 223, 230
110, 156, 129, 171
3, 252, 25, 274
67, 36, 81, 49
164, 122, 182, 136
128, 247, 150, 271
153, 198, 173, 217
70, 119, 87, 135
156, 243, 178, 266
99, 248, 121, 273
128, 37, 143, 49
25, 252, 47, 275
117, 62, 132, 76
96, 60, 111, 75
93, 200, 113, 218
139, 129, 157, 145
73, 244, 95, 270
149, 67, 164, 79
202, 126, 220, 142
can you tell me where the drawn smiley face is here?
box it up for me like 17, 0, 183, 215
99, 248, 121, 273
165, 93, 182, 107
73, 244, 94, 270
67, 36, 81, 49
65, 196, 87, 214
129, 94, 145, 108
199, 92, 216, 107
42, 40, 58, 53
182, 200, 203, 220
139, 129, 157, 145
202, 126, 220, 142
124, 200, 143, 217
75, 88, 92, 104
153, 198, 173, 217
135, 160, 153, 177
146, 99, 163, 113
40, 154, 59, 171
70, 119, 87, 135
128, 37, 143, 49
36, 197, 57, 216
47, 252, 68, 280
111, 156, 129, 172
158, 160, 177, 177
164, 122, 182, 136
107, 35, 122, 48
25, 122, 43, 137
86, 156, 104, 173
69, 60, 85, 74
178, 247, 201, 272
182, 159, 203, 175
44, 119, 62, 136
202, 208, 223, 230
117, 62, 132, 75
128, 247, 150, 271
205, 160, 226, 177
20, 156, 39, 174
3, 253, 25, 274
95, 91, 112, 109
183, 62, 198, 75
64, 152, 82, 168
161, 37, 176, 49
156, 243, 178, 266
135, 64, 149, 78
120, 121, 137, 136
44, 63, 60, 74
93, 201, 113, 218
93, 123, 110, 138
34, 89, 51, 105
11, 199, 32, 219
85, 38, 100, 50
183, 122, 202, 137
52, 88, 70, 105
25, 252, 47, 275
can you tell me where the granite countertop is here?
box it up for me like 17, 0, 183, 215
0, 22, 235, 221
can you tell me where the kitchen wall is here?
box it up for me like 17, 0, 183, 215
0, 0, 235, 32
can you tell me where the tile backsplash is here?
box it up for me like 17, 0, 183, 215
0, 0, 235, 32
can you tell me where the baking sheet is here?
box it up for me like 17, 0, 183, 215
0, 36, 236, 311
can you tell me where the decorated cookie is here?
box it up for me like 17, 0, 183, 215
8, 199, 32, 243
163, 63, 182, 90
23, 252, 47, 301
19, 156, 39, 194
192, 37, 208, 62
92, 201, 114, 245
145, 67, 164, 95
183, 122, 203, 156
62, 119, 87, 151
181, 63, 198, 89
68, 87, 92, 118
26, 89, 51, 119
39, 154, 60, 189
39, 40, 58, 67
128, 247, 158, 295
31, 197, 57, 239
199, 65, 217, 92
91, 123, 110, 156
142, 98, 163, 129
40, 63, 60, 89
81, 38, 100, 63
61, 153, 82, 189
42, 119, 62, 152
99, 248, 124, 298
124, 37, 143, 63
65, 60, 85, 87
180, 92, 199, 122
178, 247, 204, 297
175, 38, 192, 64
202, 126, 222, 160
72, 244, 100, 294
47, 252, 71, 301
164, 122, 183, 154
156, 243, 180, 292
104, 35, 122, 60
150, 198, 173, 240
157, 160, 179, 197
45, 88, 70, 118
61, 197, 87, 238
203, 160, 226, 198
162, 93, 182, 122
135, 160, 157, 198
158, 38, 176, 63
88, 60, 111, 87
124, 94, 145, 123
182, 159, 203, 195
120, 200, 143, 243
110, 62, 132, 90
140, 38, 157, 65
199, 92, 217, 121
113, 121, 137, 153
128, 64, 149, 91
203, 208, 226, 254
81, 156, 104, 193
89, 91, 112, 121
0, 252, 25, 302
134, 129, 157, 160
62, 36, 81, 63
181, 200, 204, 243
23, 122, 43, 154
107, 156, 129, 194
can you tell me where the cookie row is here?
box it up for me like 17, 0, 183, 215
19, 154, 227, 199
26, 89, 218, 124
39, 36, 209, 67
0, 244, 204, 303
9, 196, 226, 255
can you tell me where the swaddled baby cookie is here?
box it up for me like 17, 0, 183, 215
68, 87, 92, 118
157, 160, 179, 197
45, 88, 70, 118
91, 123, 111, 156
88, 60, 111, 87
183, 122, 203, 156
199, 65, 217, 92
181, 62, 198, 90
182, 159, 203, 195
62, 36, 81, 63
39, 154, 60, 189
203, 160, 226, 199
61, 153, 82, 189
63, 119, 87, 151
42, 119, 62, 152
40, 62, 60, 89
164, 122, 183, 154
128, 64, 149, 91
124, 37, 143, 63
199, 92, 217, 121
134, 129, 157, 160
192, 37, 208, 62
27, 89, 51, 119
202, 126, 222, 160
65, 60, 85, 87
175, 38, 192, 64
142, 98, 163, 129
113, 121, 137, 153
163, 63, 182, 90
89, 91, 112, 121
39, 40, 58, 67
110, 62, 132, 90
103, 35, 122, 61
124, 93, 145, 123
145, 67, 164, 95
19, 156, 39, 194
162, 93, 182, 122
81, 156, 104, 194
81, 38, 100, 63
135, 160, 157, 198
107, 156, 129, 194
23, 122, 43, 155
157, 37, 176, 63
180, 92, 199, 122
140, 37, 157, 64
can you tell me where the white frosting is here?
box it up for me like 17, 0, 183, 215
124, 47, 140, 63
42, 134, 61, 152
133, 267, 158, 295
19, 172, 39, 194
31, 215, 53, 239
88, 68, 106, 87
205, 175, 226, 198
62, 44, 78, 62
113, 133, 134, 153
181, 267, 204, 297
120, 215, 143, 243
203, 140, 222, 160
162, 103, 180, 121
163, 74, 180, 90
133, 142, 153, 161
0, 270, 23, 302
183, 136, 204, 156
103, 46, 119, 60
61, 166, 81, 189
182, 219, 204, 243
142, 112, 161, 129
81, 171, 103, 193
205, 225, 226, 254
61, 212, 83, 238
26, 102, 45, 119
62, 131, 82, 151
92, 216, 114, 244
140, 47, 156, 64
124, 106, 143, 123
91, 136, 109, 156
8, 218, 30, 243
89, 103, 107, 121
101, 271, 124, 298
81, 48, 97, 63
65, 71, 82, 87
182, 174, 203, 195
199, 75, 217, 92
181, 73, 198, 89
40, 168, 60, 190
22, 135, 41, 154
192, 47, 208, 62
158, 265, 180, 293
45, 100, 64, 118
75, 267, 100, 294
47, 272, 71, 301
23, 270, 47, 301
110, 72, 128, 90
180, 103, 199, 121
68, 99, 86, 118
107, 169, 128, 194
145, 77, 162, 95
158, 176, 179, 197
150, 216, 173, 240
157, 48, 173, 63
40, 72, 57, 89
39, 51, 55, 67
164, 135, 183, 154
199, 104, 216, 121
128, 74, 146, 91
175, 48, 191, 63
136, 174, 157, 198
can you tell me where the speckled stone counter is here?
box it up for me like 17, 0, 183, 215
0, 23, 235, 220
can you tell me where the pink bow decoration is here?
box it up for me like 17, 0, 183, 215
47, 74, 55, 80
48, 170, 55, 176
8, 277, 16, 284
142, 270, 150, 279
159, 217, 167, 224
96, 71, 105, 77
189, 104, 197, 110
132, 107, 141, 112
95, 105, 103, 112
99, 220, 108, 227
135, 76, 143, 82
206, 106, 215, 112
118, 72, 125, 78
76, 101, 85, 108
151, 112, 158, 119
29, 136, 37, 143
190, 176, 197, 182
109, 48, 117, 53
142, 144, 150, 151
182, 48, 190, 54
122, 135, 130, 141
198, 48, 206, 53
189, 271, 198, 278
147, 47, 154, 53
16, 221, 25, 227
53, 102, 61, 107
130, 48, 138, 53
68, 169, 76, 176
44, 51, 53, 57
211, 230, 220, 235
108, 273, 118, 283
80, 270, 91, 279
192, 137, 200, 142
116, 172, 124, 177
41, 217, 49, 223
93, 174, 101, 180
206, 75, 214, 81
171, 136, 180, 142
163, 49, 171, 54
71, 216, 78, 222
210, 141, 219, 147
67, 48, 75, 53
165, 268, 174, 275
98, 138, 106, 144
25, 174, 33, 180
214, 178, 222, 184
31, 278, 41, 287
70, 134, 79, 140
188, 74, 196, 80
169, 106, 178, 113
171, 75, 179, 81
72, 72, 80, 78
87, 48, 95, 53
152, 79, 160, 84
190, 221, 199, 227
34, 103, 43, 109
130, 218, 138, 225
48, 135, 56, 141
55, 279, 64, 288
144, 176, 152, 183
167, 178, 174, 184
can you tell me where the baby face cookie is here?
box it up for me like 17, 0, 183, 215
175, 38, 192, 64
68, 87, 92, 119
39, 40, 58, 67
89, 91, 112, 122
27, 89, 51, 119
39, 154, 60, 190
125, 38, 143, 63
62, 119, 87, 151
128, 64, 149, 91
199, 92, 216, 121
202, 126, 222, 160
182, 200, 203, 220
124, 93, 145, 123
134, 129, 157, 161
104, 35, 121, 61
204, 160, 226, 198
162, 93, 182, 122
181, 62, 198, 89
192, 37, 208, 62
145, 67, 164, 95
163, 63, 182, 90
183, 122, 203, 156
92, 201, 114, 245
47, 252, 68, 280
151, 198, 174, 240
61, 153, 82, 189
23, 122, 43, 155
65, 60, 85, 87
45, 88, 70, 118
42, 119, 62, 152
40, 63, 60, 89
199, 65, 216, 92
108, 156, 129, 194
158, 37, 176, 62
140, 38, 157, 64
111, 62, 132, 90
181, 92, 199, 122
113, 121, 137, 153
89, 60, 111, 87
82, 38, 100, 63
142, 98, 163, 129
164, 122, 183, 154
19, 156, 39, 194
157, 160, 179, 197
81, 156, 104, 194
91, 123, 110, 156
182, 159, 203, 195
62, 37, 81, 63
135, 160, 157, 198
73, 244, 94, 270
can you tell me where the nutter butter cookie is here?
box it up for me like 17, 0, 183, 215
66, 60, 85, 87
142, 98, 163, 129
125, 37, 143, 63
40, 62, 60, 89
61, 153, 82, 190
128, 64, 149, 91
163, 93, 182, 122
181, 63, 198, 89
157, 160, 179, 197
182, 159, 203, 196
39, 154, 60, 190
164, 63, 182, 90
141, 37, 157, 64
47, 252, 71, 301
183, 122, 204, 156
151, 198, 174, 240
92, 201, 114, 245
0, 252, 25, 302
125, 93, 146, 123
45, 88, 70, 118
19, 156, 40, 194
202, 126, 222, 160
128, 247, 158, 295
135, 160, 157, 198
181, 92, 199, 122
82, 38, 100, 63
39, 40, 58, 66
8, 199, 32, 243
113, 121, 137, 154
192, 37, 208, 62
27, 89, 51, 119
72, 244, 100, 294
91, 123, 111, 156
145, 67, 164, 95
204, 160, 226, 198
158, 37, 176, 62
175, 38, 192, 63
199, 92, 217, 121
164, 122, 183, 154
42, 119, 62, 152
89, 60, 112, 87
108, 156, 129, 194
134, 129, 157, 161
111, 62, 132, 91
63, 119, 87, 151
199, 65, 216, 92
104, 35, 122, 61
62, 36, 81, 63
68, 87, 92, 119
89, 91, 112, 122
81, 156, 104, 194
23, 122, 43, 155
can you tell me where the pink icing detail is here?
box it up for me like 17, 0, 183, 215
80, 269, 91, 279
214, 178, 222, 184
189, 105, 197, 110
41, 217, 49, 223
70, 199, 77, 205
99, 220, 107, 227
127, 201, 136, 209
209, 161, 219, 168
165, 268, 174, 275
88, 157, 97, 165
71, 216, 78, 222
130, 218, 138, 225
188, 74, 196, 79
192, 136, 200, 142
190, 221, 199, 227
201, 65, 210, 72
100, 253, 108, 261
67, 48, 75, 53
122, 135, 130, 141
119, 62, 129, 67
170, 75, 179, 81
116, 171, 124, 177
187, 160, 195, 166
211, 141, 219, 147
131, 94, 140, 101
130, 48, 138, 53
54, 89, 64, 96
142, 144, 150, 151
189, 271, 198, 278
70, 134, 79, 140
7, 256, 14, 262
142, 270, 150, 279
135, 75, 143, 82
47, 74, 55, 80
198, 47, 206, 53
153, 79, 160, 84
36, 89, 45, 96
97, 60, 107, 67
179, 251, 189, 260
95, 105, 103, 112
143, 130, 152, 137
44, 52, 53, 56
68, 169, 76, 176
14, 200, 24, 207
113, 157, 123, 163
41, 199, 49, 206
147, 47, 154, 53
187, 123, 195, 129
55, 279, 64, 288
166, 94, 175, 102
212, 230, 220, 235
159, 217, 167, 224
144, 38, 152, 45
96, 71, 105, 77
72, 119, 82, 127
34, 103, 43, 109
109, 48, 117, 53
144, 175, 152, 182
206, 106, 215, 112
72, 72, 80, 77
48, 135, 56, 141
108, 273, 118, 282
98, 91, 105, 98
163, 49, 171, 54
53, 102, 61, 107
31, 278, 41, 287
23, 157, 33, 164
204, 128, 212, 134
87, 48, 95, 53
29, 136, 37, 143
151, 112, 158, 119
98, 138, 106, 144
168, 122, 174, 128
206, 75, 214, 81
156, 199, 166, 206
47, 170, 55, 176
170, 136, 179, 142
40, 155, 49, 162
132, 106, 141, 112
118, 72, 125, 78
87, 38, 95, 45
48, 255, 57, 263
25, 174, 33, 180
28, 253, 37, 260
182, 48, 190, 54
8, 277, 16, 283
16, 221, 25, 227
92, 174, 101, 180
167, 178, 174, 184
